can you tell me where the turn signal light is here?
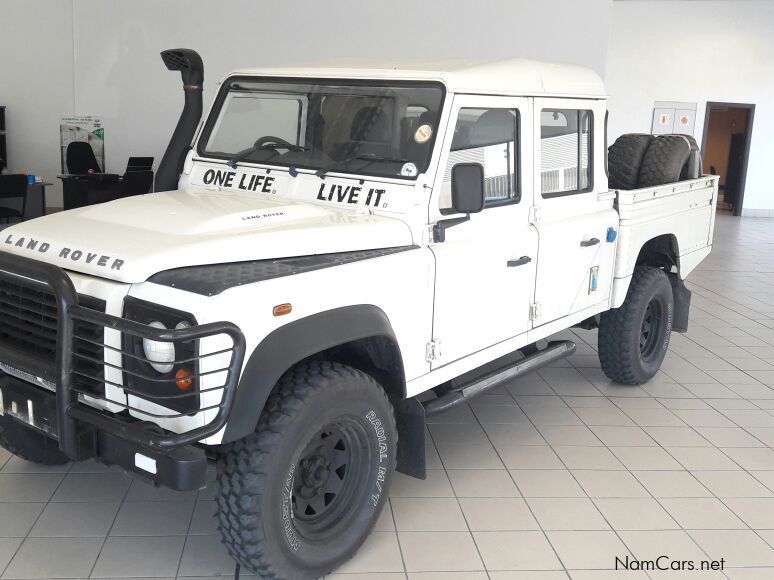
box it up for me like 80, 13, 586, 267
175, 368, 194, 390
273, 303, 293, 317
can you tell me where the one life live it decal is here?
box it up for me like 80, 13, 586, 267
190, 165, 400, 211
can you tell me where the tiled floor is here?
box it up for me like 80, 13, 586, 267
1, 215, 774, 579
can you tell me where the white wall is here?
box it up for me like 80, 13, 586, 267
1, 0, 612, 208
606, 0, 774, 215
0, 1, 75, 202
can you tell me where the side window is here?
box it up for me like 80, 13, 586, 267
440, 108, 519, 210
540, 109, 593, 197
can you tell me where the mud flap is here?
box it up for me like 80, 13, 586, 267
394, 397, 426, 480
669, 274, 692, 333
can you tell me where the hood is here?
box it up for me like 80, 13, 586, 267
0, 189, 413, 283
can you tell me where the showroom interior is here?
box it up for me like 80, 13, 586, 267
1, 0, 774, 578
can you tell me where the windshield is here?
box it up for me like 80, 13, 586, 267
199, 77, 445, 180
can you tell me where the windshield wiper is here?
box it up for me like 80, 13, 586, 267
227, 141, 308, 169
315, 154, 410, 179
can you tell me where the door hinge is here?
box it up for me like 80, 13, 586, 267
425, 340, 442, 363
529, 302, 542, 322
528, 205, 540, 224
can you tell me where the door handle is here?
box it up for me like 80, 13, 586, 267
507, 256, 532, 267
580, 238, 600, 247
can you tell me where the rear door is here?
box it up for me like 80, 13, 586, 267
532, 99, 618, 325
429, 95, 537, 367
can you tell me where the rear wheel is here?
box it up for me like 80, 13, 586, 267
215, 360, 396, 580
0, 415, 69, 465
598, 266, 674, 385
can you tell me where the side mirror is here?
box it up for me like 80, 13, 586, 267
451, 163, 485, 214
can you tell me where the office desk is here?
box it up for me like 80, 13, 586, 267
25, 182, 51, 220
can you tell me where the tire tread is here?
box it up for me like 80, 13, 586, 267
215, 360, 393, 579
598, 266, 670, 385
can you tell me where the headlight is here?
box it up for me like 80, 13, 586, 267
123, 298, 199, 414
142, 320, 192, 373
143, 321, 175, 373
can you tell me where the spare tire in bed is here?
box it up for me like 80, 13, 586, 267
608, 134, 654, 190
637, 135, 691, 188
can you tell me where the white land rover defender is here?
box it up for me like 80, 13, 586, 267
0, 50, 716, 578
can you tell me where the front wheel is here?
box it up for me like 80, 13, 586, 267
598, 266, 674, 385
215, 361, 396, 580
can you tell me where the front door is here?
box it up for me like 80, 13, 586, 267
532, 98, 618, 325
429, 95, 537, 367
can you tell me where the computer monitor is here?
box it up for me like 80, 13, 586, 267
126, 157, 154, 172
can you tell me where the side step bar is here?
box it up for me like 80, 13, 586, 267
422, 340, 576, 417
396, 340, 577, 480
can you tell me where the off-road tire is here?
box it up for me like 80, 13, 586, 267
215, 360, 396, 580
677, 134, 702, 180
608, 133, 653, 190
0, 415, 69, 465
637, 135, 691, 188
598, 266, 674, 385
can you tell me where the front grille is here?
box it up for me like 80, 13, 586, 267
0, 278, 106, 394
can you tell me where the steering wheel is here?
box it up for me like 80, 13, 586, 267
254, 136, 305, 152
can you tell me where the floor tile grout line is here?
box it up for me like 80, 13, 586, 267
688, 280, 774, 336
488, 325, 757, 572
386, 497, 409, 578
655, 411, 774, 554
170, 491, 201, 580
477, 384, 595, 575
85, 475, 134, 579
0, 465, 70, 578
423, 425, 489, 574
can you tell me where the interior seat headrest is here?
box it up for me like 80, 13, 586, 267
350, 107, 391, 143
471, 109, 516, 146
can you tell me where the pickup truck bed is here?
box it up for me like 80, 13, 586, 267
612, 175, 719, 307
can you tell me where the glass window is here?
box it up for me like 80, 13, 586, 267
440, 108, 519, 209
207, 94, 304, 154
200, 78, 445, 180
540, 109, 593, 196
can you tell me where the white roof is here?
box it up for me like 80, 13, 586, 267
229, 59, 607, 98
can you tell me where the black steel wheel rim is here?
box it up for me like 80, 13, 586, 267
291, 418, 371, 539
639, 299, 663, 360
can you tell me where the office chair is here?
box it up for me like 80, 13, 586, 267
0, 174, 28, 222
66, 142, 102, 174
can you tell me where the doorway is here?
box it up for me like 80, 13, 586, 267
701, 102, 755, 216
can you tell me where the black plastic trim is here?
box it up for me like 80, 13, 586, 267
148, 246, 418, 296
432, 216, 470, 243
222, 304, 403, 443
423, 341, 576, 416
668, 273, 692, 333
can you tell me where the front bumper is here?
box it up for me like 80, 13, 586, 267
1, 375, 206, 490
0, 251, 246, 490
